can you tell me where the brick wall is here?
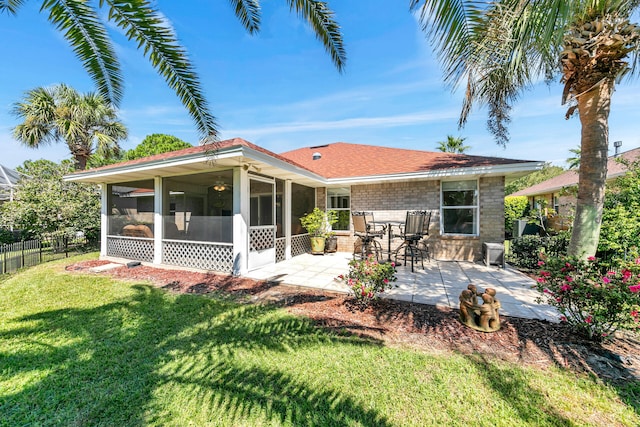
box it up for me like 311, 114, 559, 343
322, 176, 506, 261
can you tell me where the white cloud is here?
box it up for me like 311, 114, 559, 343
223, 109, 459, 138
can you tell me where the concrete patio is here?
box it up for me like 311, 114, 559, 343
245, 252, 560, 322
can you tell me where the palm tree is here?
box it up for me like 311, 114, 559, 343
412, 0, 640, 258
13, 84, 128, 170
436, 135, 471, 153
567, 147, 582, 170
1, 0, 346, 140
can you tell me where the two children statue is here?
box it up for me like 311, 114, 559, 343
459, 284, 501, 332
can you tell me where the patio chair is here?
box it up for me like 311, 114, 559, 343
352, 211, 384, 261
393, 210, 429, 272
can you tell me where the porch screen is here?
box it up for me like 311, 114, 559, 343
291, 183, 315, 235
441, 180, 478, 235
108, 180, 155, 236
163, 170, 233, 243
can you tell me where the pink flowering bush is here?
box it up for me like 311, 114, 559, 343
535, 255, 640, 341
338, 256, 397, 308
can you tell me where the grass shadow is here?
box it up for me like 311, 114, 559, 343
0, 282, 391, 426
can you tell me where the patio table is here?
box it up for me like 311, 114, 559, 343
370, 220, 403, 264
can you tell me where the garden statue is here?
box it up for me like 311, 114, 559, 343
458, 284, 501, 332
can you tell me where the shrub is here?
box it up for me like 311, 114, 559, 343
504, 196, 529, 237
338, 256, 397, 308
507, 233, 569, 271
535, 255, 640, 341
0, 228, 14, 244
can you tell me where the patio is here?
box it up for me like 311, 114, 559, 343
245, 252, 560, 322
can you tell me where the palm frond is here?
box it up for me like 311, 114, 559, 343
411, 0, 581, 143
41, 0, 123, 105
103, 0, 218, 139
229, 0, 261, 33
286, 0, 346, 72
0, 0, 25, 14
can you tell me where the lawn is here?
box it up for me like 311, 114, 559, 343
1, 254, 638, 426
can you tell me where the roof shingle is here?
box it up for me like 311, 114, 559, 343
279, 142, 535, 178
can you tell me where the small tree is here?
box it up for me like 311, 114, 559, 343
0, 160, 100, 240
598, 158, 640, 260
125, 134, 192, 160
436, 135, 470, 153
504, 196, 529, 237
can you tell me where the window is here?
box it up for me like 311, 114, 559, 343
441, 180, 478, 235
327, 187, 350, 231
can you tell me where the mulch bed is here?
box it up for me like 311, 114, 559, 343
65, 259, 640, 382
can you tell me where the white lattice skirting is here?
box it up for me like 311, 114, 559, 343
250, 227, 275, 252
292, 234, 311, 256
162, 240, 233, 272
276, 237, 286, 262
107, 236, 154, 262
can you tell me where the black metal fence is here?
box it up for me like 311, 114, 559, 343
0, 232, 91, 274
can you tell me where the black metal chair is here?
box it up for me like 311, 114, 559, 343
352, 211, 384, 261
393, 210, 430, 272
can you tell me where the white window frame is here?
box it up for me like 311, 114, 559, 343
326, 187, 351, 231
440, 179, 479, 236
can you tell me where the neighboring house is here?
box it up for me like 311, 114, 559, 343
65, 138, 542, 275
0, 164, 21, 204
511, 146, 640, 219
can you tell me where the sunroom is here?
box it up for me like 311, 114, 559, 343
66, 139, 325, 275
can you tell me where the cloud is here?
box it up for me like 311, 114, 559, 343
223, 109, 459, 138
119, 105, 191, 124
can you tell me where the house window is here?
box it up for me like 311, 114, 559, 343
327, 187, 350, 231
441, 180, 478, 235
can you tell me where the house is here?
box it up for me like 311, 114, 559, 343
0, 164, 21, 204
65, 138, 543, 275
511, 146, 640, 219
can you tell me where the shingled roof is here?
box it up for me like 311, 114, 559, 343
511, 146, 640, 197
279, 142, 535, 179
68, 138, 541, 184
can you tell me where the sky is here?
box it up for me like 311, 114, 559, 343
1, 1, 639, 170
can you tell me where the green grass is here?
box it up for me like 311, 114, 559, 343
1, 254, 639, 426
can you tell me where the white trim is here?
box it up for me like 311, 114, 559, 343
161, 238, 233, 246
284, 179, 292, 259
326, 162, 543, 185
153, 177, 163, 264
233, 167, 248, 276
100, 183, 108, 257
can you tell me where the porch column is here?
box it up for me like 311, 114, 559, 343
100, 183, 108, 257
285, 179, 292, 259
232, 167, 249, 275
153, 176, 163, 265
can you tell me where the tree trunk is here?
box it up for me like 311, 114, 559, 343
71, 143, 90, 170
568, 79, 613, 258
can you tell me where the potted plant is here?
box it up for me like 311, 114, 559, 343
300, 208, 337, 254
324, 230, 338, 253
